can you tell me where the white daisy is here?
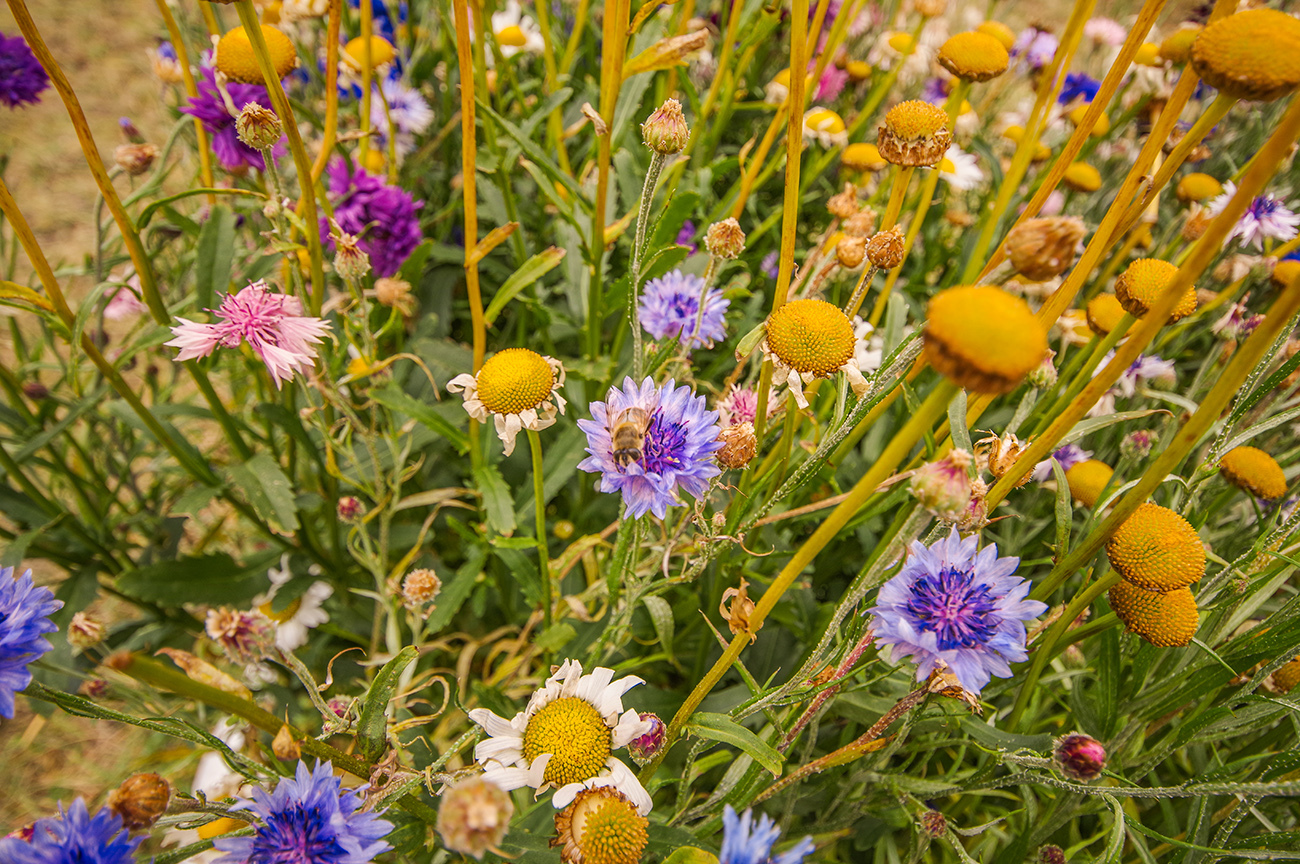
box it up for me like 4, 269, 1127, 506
852, 317, 885, 374
467, 660, 654, 815
937, 144, 983, 190
256, 555, 332, 652
491, 0, 545, 57
446, 349, 567, 456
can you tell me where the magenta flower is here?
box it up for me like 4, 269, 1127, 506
181, 68, 284, 171
1, 31, 49, 109
166, 281, 330, 389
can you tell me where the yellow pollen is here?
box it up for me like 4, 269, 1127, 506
1114, 258, 1197, 322
573, 793, 649, 864
523, 697, 612, 788
923, 285, 1047, 395
259, 596, 303, 624
765, 299, 856, 376
976, 20, 1016, 50
1219, 445, 1287, 500
938, 31, 1010, 81
884, 100, 949, 140
496, 24, 528, 47
1086, 294, 1127, 335
216, 25, 298, 84
475, 349, 556, 415
344, 35, 397, 70
1190, 9, 1300, 103
1106, 502, 1206, 593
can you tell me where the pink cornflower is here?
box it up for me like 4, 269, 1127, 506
811, 60, 849, 101
104, 273, 148, 321
166, 281, 330, 388
1083, 17, 1127, 47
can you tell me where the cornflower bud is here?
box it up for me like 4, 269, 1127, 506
1027, 351, 1058, 388
332, 227, 371, 285
107, 773, 171, 829
114, 143, 159, 177
909, 449, 974, 521
205, 607, 276, 664
1037, 846, 1066, 864
401, 568, 443, 616
1054, 732, 1107, 781
627, 712, 666, 765
235, 103, 283, 151
437, 777, 514, 860
919, 809, 947, 837
1120, 429, 1157, 460
641, 98, 689, 155
704, 218, 746, 259
67, 612, 105, 651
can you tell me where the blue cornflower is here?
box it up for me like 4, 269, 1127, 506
0, 799, 141, 864
868, 528, 1047, 694
676, 219, 698, 253
214, 761, 393, 864
1058, 72, 1100, 104
578, 377, 723, 520
0, 567, 61, 719
1, 31, 49, 109
921, 76, 949, 105
1031, 443, 1091, 483
638, 269, 730, 350
720, 805, 815, 864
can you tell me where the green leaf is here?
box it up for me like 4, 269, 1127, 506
356, 646, 419, 763
195, 205, 237, 311
138, 189, 261, 229
370, 382, 470, 453
650, 191, 701, 248
642, 596, 675, 659
947, 389, 972, 455
684, 712, 783, 776
226, 453, 300, 533
474, 464, 517, 537
1051, 457, 1072, 562
1, 518, 59, 568
484, 246, 567, 326
534, 623, 577, 652
1058, 409, 1169, 448
118, 552, 278, 605
662, 849, 720, 864
476, 98, 587, 208
425, 547, 488, 634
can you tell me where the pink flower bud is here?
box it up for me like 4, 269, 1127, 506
1054, 732, 1106, 781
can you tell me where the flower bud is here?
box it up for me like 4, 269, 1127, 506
958, 477, 990, 532
374, 277, 416, 315
272, 723, 301, 760
640, 98, 689, 155
119, 117, 144, 143
843, 208, 877, 237
1005, 217, 1086, 282
1027, 351, 1058, 388
553, 519, 576, 540
67, 612, 105, 651
836, 235, 866, 269
327, 696, 352, 718
437, 777, 514, 860
1054, 732, 1106, 781
113, 143, 159, 177
262, 198, 283, 220
81, 678, 109, 698
1037, 846, 1066, 864
704, 218, 746, 259
919, 809, 946, 837
827, 184, 859, 219
205, 607, 276, 664
235, 103, 283, 151
716, 422, 757, 469
332, 228, 372, 285
909, 449, 974, 521
866, 226, 905, 268
22, 381, 50, 401
107, 773, 171, 830
337, 495, 364, 521
914, 0, 946, 17
627, 712, 666, 765
1120, 429, 1157, 461
401, 568, 443, 616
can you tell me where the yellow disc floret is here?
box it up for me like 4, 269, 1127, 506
1067, 104, 1110, 137
888, 32, 917, 54
475, 348, 557, 415
977, 20, 1016, 50
216, 25, 299, 83
1086, 294, 1127, 335
343, 35, 397, 70
554, 789, 649, 864
1114, 258, 1197, 322
938, 31, 1010, 81
1275, 656, 1300, 693
1063, 162, 1102, 192
879, 100, 952, 166
765, 299, 856, 376
1190, 9, 1300, 102
1106, 502, 1206, 593
1176, 172, 1222, 203
845, 59, 872, 80
522, 697, 612, 788
1219, 445, 1287, 500
1066, 460, 1114, 508
924, 285, 1048, 394
1108, 581, 1198, 647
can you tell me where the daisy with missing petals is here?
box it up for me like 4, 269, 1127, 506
761, 298, 870, 409
578, 377, 722, 520
937, 144, 983, 190
166, 281, 330, 389
447, 349, 566, 456
468, 660, 655, 815
256, 555, 332, 652
1206, 182, 1300, 250
868, 528, 1047, 694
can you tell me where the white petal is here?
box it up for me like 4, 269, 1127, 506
611, 708, 653, 749
468, 708, 520, 740
605, 758, 654, 815
475, 736, 525, 765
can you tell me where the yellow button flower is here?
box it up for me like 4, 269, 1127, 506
878, 100, 952, 167
1114, 258, 1197, 322
841, 142, 887, 172
1109, 581, 1198, 647
1063, 162, 1102, 193
215, 24, 299, 83
1159, 26, 1200, 66
1273, 259, 1300, 291
1106, 502, 1206, 593
1275, 656, 1300, 693
553, 788, 649, 864
763, 299, 869, 408
924, 285, 1048, 394
343, 35, 397, 71
447, 348, 567, 456
1219, 445, 1287, 500
1066, 104, 1110, 137
1190, 9, 1300, 102
938, 31, 1010, 81
1066, 459, 1114, 508
1176, 172, 1222, 203
1134, 42, 1163, 67
976, 20, 1016, 50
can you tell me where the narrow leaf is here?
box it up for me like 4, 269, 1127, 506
484, 247, 566, 326
685, 712, 784, 776
356, 645, 419, 762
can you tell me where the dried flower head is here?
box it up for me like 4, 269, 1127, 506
975, 432, 1034, 488
1108, 580, 1199, 646
843, 208, 878, 237
938, 31, 1010, 81
1219, 445, 1287, 500
878, 100, 952, 167
925, 286, 1048, 394
721, 578, 759, 644
401, 568, 443, 615
205, 607, 276, 664
1190, 9, 1300, 102
67, 612, 105, 651
1005, 217, 1086, 282
827, 184, 860, 219
1114, 258, 1197, 322
437, 777, 514, 860
704, 218, 746, 259
717, 422, 758, 470
107, 773, 170, 830
373, 277, 416, 316
836, 235, 867, 268
1107, 503, 1206, 593
866, 226, 906, 268
113, 143, 159, 176
215, 24, 298, 83
552, 787, 648, 864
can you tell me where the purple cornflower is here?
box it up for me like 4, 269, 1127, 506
1084, 17, 1127, 47
922, 77, 949, 105
0, 800, 140, 864
166, 280, 331, 389
676, 219, 698, 252
181, 69, 284, 171
1058, 72, 1100, 104
639, 269, 729, 350
0, 32, 49, 109
717, 386, 780, 427
213, 760, 393, 864
719, 805, 815, 864
1207, 182, 1300, 250
322, 159, 424, 277
578, 377, 723, 519
0, 567, 61, 719
868, 528, 1047, 693
1031, 443, 1092, 483
1212, 296, 1264, 340
761, 251, 780, 280
1012, 27, 1059, 71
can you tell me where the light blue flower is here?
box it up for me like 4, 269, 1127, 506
0, 799, 140, 864
868, 528, 1047, 694
720, 805, 815, 864
638, 269, 729, 350
0, 566, 62, 719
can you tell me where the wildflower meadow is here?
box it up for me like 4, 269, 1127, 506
3, 0, 1300, 861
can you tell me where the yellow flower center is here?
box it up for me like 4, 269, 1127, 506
522, 697, 612, 788
1114, 258, 1197, 322
845, 59, 872, 80
884, 100, 949, 140
475, 349, 556, 415
1219, 445, 1287, 500
1066, 460, 1114, 508
841, 142, 884, 171
977, 20, 1016, 50
806, 109, 846, 134
259, 597, 303, 624
1067, 104, 1110, 137
1108, 581, 1198, 647
344, 35, 397, 70
570, 790, 649, 864
1190, 9, 1300, 102
1106, 502, 1205, 593
1158, 26, 1200, 65
887, 32, 916, 54
1134, 42, 1162, 67
938, 31, 1009, 81
496, 24, 528, 47
938, 157, 956, 173
1085, 293, 1127, 335
197, 817, 247, 840
923, 286, 1047, 395
216, 25, 298, 84
1176, 172, 1222, 203
765, 299, 856, 376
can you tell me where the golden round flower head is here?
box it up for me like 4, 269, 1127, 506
553, 787, 648, 864
1066, 104, 1110, 137
522, 697, 613, 787
1114, 258, 1197, 322
1003, 126, 1052, 161
924, 286, 1048, 394
845, 59, 872, 80
938, 31, 1010, 81
1273, 259, 1300, 290
804, 108, 848, 147
475, 348, 557, 415
1219, 445, 1287, 500
1066, 459, 1114, 508
1158, 26, 1201, 65
977, 20, 1016, 50
888, 32, 917, 54
1134, 42, 1163, 67
1176, 172, 1222, 203
1063, 161, 1102, 192
1108, 581, 1198, 647
343, 34, 397, 70
1275, 656, 1300, 693
216, 25, 298, 83
878, 100, 952, 167
1106, 502, 1206, 593
1086, 293, 1127, 335
842, 142, 887, 172
1190, 9, 1300, 102
765, 299, 856, 377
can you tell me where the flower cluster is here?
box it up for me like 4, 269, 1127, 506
322, 159, 424, 277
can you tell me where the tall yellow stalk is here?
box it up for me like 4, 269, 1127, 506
154, 0, 215, 196
310, 0, 343, 183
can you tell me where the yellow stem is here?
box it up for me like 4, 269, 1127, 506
359, 0, 374, 163
451, 0, 485, 374
154, 0, 215, 197
310, 0, 343, 183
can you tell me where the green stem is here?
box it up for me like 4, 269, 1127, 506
528, 429, 553, 632
630, 153, 666, 380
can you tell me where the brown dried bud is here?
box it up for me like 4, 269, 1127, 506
836, 235, 867, 269
235, 103, 283, 151
827, 184, 860, 219
437, 777, 514, 859
330, 221, 371, 284
720, 578, 759, 643
401, 568, 443, 616
866, 226, 906, 269
205, 607, 275, 664
716, 422, 757, 469
976, 432, 1033, 489
68, 612, 105, 651
374, 277, 416, 315
272, 724, 301, 760
641, 98, 689, 155
704, 218, 746, 259
113, 143, 159, 177
1183, 207, 1212, 242
107, 773, 170, 830
1004, 216, 1086, 282
843, 208, 877, 237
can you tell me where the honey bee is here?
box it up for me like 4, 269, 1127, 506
610, 407, 651, 468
